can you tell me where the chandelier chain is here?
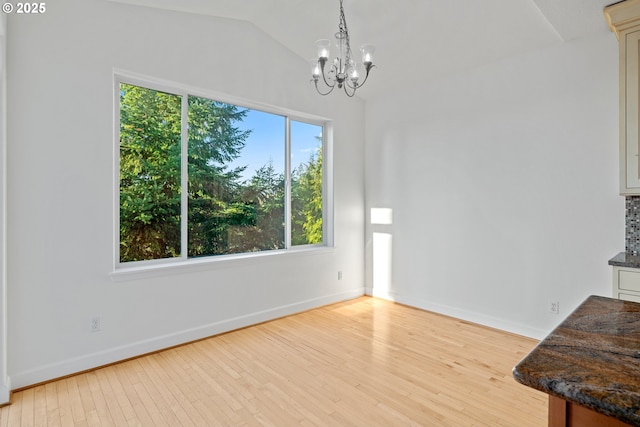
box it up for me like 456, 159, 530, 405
338, 0, 353, 70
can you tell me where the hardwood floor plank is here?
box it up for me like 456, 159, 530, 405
56, 375, 74, 427
111, 361, 157, 427
152, 350, 211, 426
0, 297, 547, 426
85, 371, 113, 427
6, 391, 22, 427
0, 403, 7, 427
32, 385, 47, 427
19, 387, 33, 427
133, 355, 189, 427
67, 376, 88, 425
151, 354, 212, 427
45, 381, 62, 427
93, 368, 128, 426
75, 375, 98, 427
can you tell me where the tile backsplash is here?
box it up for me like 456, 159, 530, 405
627, 196, 640, 254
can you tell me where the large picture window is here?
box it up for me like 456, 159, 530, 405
117, 78, 327, 266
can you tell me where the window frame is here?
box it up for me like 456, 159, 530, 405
112, 71, 333, 279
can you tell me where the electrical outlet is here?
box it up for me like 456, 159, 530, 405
338, 271, 343, 280
90, 317, 101, 332
549, 301, 560, 315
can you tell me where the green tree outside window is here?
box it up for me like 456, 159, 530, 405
119, 82, 325, 264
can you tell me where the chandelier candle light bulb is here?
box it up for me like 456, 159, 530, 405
361, 44, 375, 65
316, 39, 331, 60
311, 0, 375, 97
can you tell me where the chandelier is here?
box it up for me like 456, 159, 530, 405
311, 0, 375, 97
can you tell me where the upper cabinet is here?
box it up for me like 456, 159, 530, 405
605, 0, 640, 195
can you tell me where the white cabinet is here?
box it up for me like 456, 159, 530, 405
623, 30, 640, 192
613, 266, 640, 302
605, 0, 640, 194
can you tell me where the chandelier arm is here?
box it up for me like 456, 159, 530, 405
318, 59, 338, 89
344, 78, 357, 91
343, 82, 357, 97
321, 69, 337, 89
314, 79, 336, 96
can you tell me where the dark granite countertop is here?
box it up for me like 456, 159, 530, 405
609, 252, 640, 269
513, 295, 640, 426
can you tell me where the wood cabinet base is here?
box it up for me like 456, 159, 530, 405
549, 396, 634, 427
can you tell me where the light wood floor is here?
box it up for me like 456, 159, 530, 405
0, 297, 547, 426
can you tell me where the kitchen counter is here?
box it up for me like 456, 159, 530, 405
513, 295, 640, 427
609, 252, 640, 269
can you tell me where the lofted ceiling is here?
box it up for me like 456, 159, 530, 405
105, 0, 615, 101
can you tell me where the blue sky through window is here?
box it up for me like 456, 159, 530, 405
228, 109, 322, 182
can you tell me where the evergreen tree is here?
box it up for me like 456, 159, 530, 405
119, 84, 182, 262
119, 86, 252, 261
186, 95, 252, 257
236, 162, 285, 252
120, 83, 324, 261
292, 148, 323, 245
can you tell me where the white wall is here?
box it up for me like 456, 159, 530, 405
7, 0, 365, 388
365, 31, 624, 339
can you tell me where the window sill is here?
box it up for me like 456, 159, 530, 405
110, 245, 335, 282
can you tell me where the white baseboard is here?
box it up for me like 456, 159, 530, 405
10, 288, 365, 390
366, 287, 547, 340
0, 381, 9, 405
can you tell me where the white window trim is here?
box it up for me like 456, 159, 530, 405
112, 70, 334, 281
